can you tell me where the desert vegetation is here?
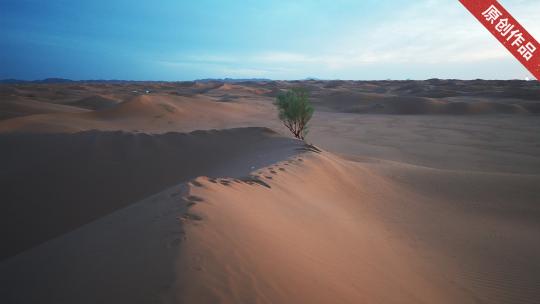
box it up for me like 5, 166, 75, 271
275, 88, 314, 140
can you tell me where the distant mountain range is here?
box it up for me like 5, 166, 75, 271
0, 78, 76, 84
0, 78, 273, 84
0, 78, 166, 84
195, 78, 273, 83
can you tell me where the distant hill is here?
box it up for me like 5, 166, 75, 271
195, 78, 272, 83
0, 78, 166, 84
0, 78, 74, 84
0, 78, 273, 84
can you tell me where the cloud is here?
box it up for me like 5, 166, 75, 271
156, 0, 540, 79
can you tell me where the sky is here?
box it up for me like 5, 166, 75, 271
1, 0, 539, 81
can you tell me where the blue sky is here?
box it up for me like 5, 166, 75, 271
1, 0, 539, 80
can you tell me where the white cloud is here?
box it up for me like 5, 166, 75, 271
157, 0, 540, 79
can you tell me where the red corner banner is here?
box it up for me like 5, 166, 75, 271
459, 0, 540, 80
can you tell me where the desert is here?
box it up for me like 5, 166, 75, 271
0, 79, 539, 303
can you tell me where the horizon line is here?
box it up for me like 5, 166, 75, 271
1, 77, 538, 84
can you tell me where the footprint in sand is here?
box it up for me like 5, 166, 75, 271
240, 176, 272, 188
190, 180, 204, 187
219, 179, 232, 186
181, 213, 203, 222
184, 195, 204, 207
186, 195, 204, 202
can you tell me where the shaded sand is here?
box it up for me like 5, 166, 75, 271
0, 183, 190, 304
68, 94, 119, 110
0, 127, 302, 260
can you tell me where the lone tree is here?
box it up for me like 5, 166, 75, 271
275, 88, 314, 140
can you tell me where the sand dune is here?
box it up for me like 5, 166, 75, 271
172, 152, 540, 304
2, 150, 538, 303
0, 94, 273, 133
94, 94, 184, 118
173, 152, 463, 303
312, 91, 533, 115
68, 94, 119, 110
2, 80, 539, 121
0, 97, 89, 120
0, 127, 302, 260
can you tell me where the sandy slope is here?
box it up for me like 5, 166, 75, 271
0, 182, 189, 304
172, 152, 462, 304
172, 152, 540, 304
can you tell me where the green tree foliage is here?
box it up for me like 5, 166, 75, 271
275, 88, 314, 140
